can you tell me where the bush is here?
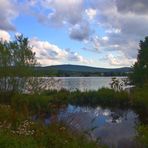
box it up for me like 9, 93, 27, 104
136, 125, 148, 148
69, 88, 130, 108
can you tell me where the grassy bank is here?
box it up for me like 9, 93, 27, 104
0, 104, 105, 148
130, 86, 148, 147
0, 88, 128, 148
0, 87, 148, 147
0, 88, 131, 115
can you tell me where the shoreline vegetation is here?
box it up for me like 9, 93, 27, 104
0, 87, 147, 147
0, 35, 148, 147
33, 64, 131, 77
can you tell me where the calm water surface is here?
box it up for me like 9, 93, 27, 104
42, 77, 137, 148
42, 105, 138, 148
52, 77, 126, 91
57, 105, 138, 148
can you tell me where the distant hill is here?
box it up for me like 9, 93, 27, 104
49, 64, 131, 73
34, 64, 132, 76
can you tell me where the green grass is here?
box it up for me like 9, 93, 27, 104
3, 88, 130, 116
130, 86, 148, 147
131, 87, 148, 107
136, 125, 148, 148
0, 87, 130, 148
0, 104, 105, 148
68, 88, 130, 108
0, 124, 102, 148
0, 86, 148, 148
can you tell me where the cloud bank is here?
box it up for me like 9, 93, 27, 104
0, 0, 18, 31
30, 38, 90, 66
1, 0, 148, 67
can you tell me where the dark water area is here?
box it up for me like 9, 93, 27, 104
39, 105, 139, 148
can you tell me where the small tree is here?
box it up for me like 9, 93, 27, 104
130, 37, 148, 86
0, 35, 36, 97
0, 35, 60, 99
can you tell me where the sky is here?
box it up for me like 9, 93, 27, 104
0, 0, 148, 68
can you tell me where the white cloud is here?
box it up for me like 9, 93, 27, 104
107, 53, 136, 66
69, 22, 91, 41
0, 0, 18, 31
66, 50, 90, 64
30, 38, 90, 66
39, 0, 83, 26
30, 38, 68, 60
81, 0, 148, 66
2, 0, 147, 67
105, 28, 121, 34
116, 0, 148, 14
12, 0, 145, 67
83, 35, 110, 52
102, 36, 109, 41
0, 30, 11, 41
85, 8, 97, 20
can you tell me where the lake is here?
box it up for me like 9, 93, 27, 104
39, 76, 138, 148
43, 105, 138, 148
60, 105, 138, 148
50, 77, 126, 91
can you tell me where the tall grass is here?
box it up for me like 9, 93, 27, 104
68, 88, 130, 108
0, 104, 104, 148
0, 86, 148, 147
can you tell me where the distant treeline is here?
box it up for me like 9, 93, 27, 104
33, 68, 130, 77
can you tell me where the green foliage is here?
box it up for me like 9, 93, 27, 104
0, 104, 102, 148
130, 36, 148, 86
66, 88, 129, 108
0, 35, 36, 96
136, 125, 148, 148
131, 87, 148, 107
130, 86, 148, 123
128, 36, 148, 132
0, 132, 38, 148
0, 125, 101, 148
11, 94, 52, 114
31, 88, 130, 109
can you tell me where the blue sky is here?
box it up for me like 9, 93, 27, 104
1, 0, 148, 68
